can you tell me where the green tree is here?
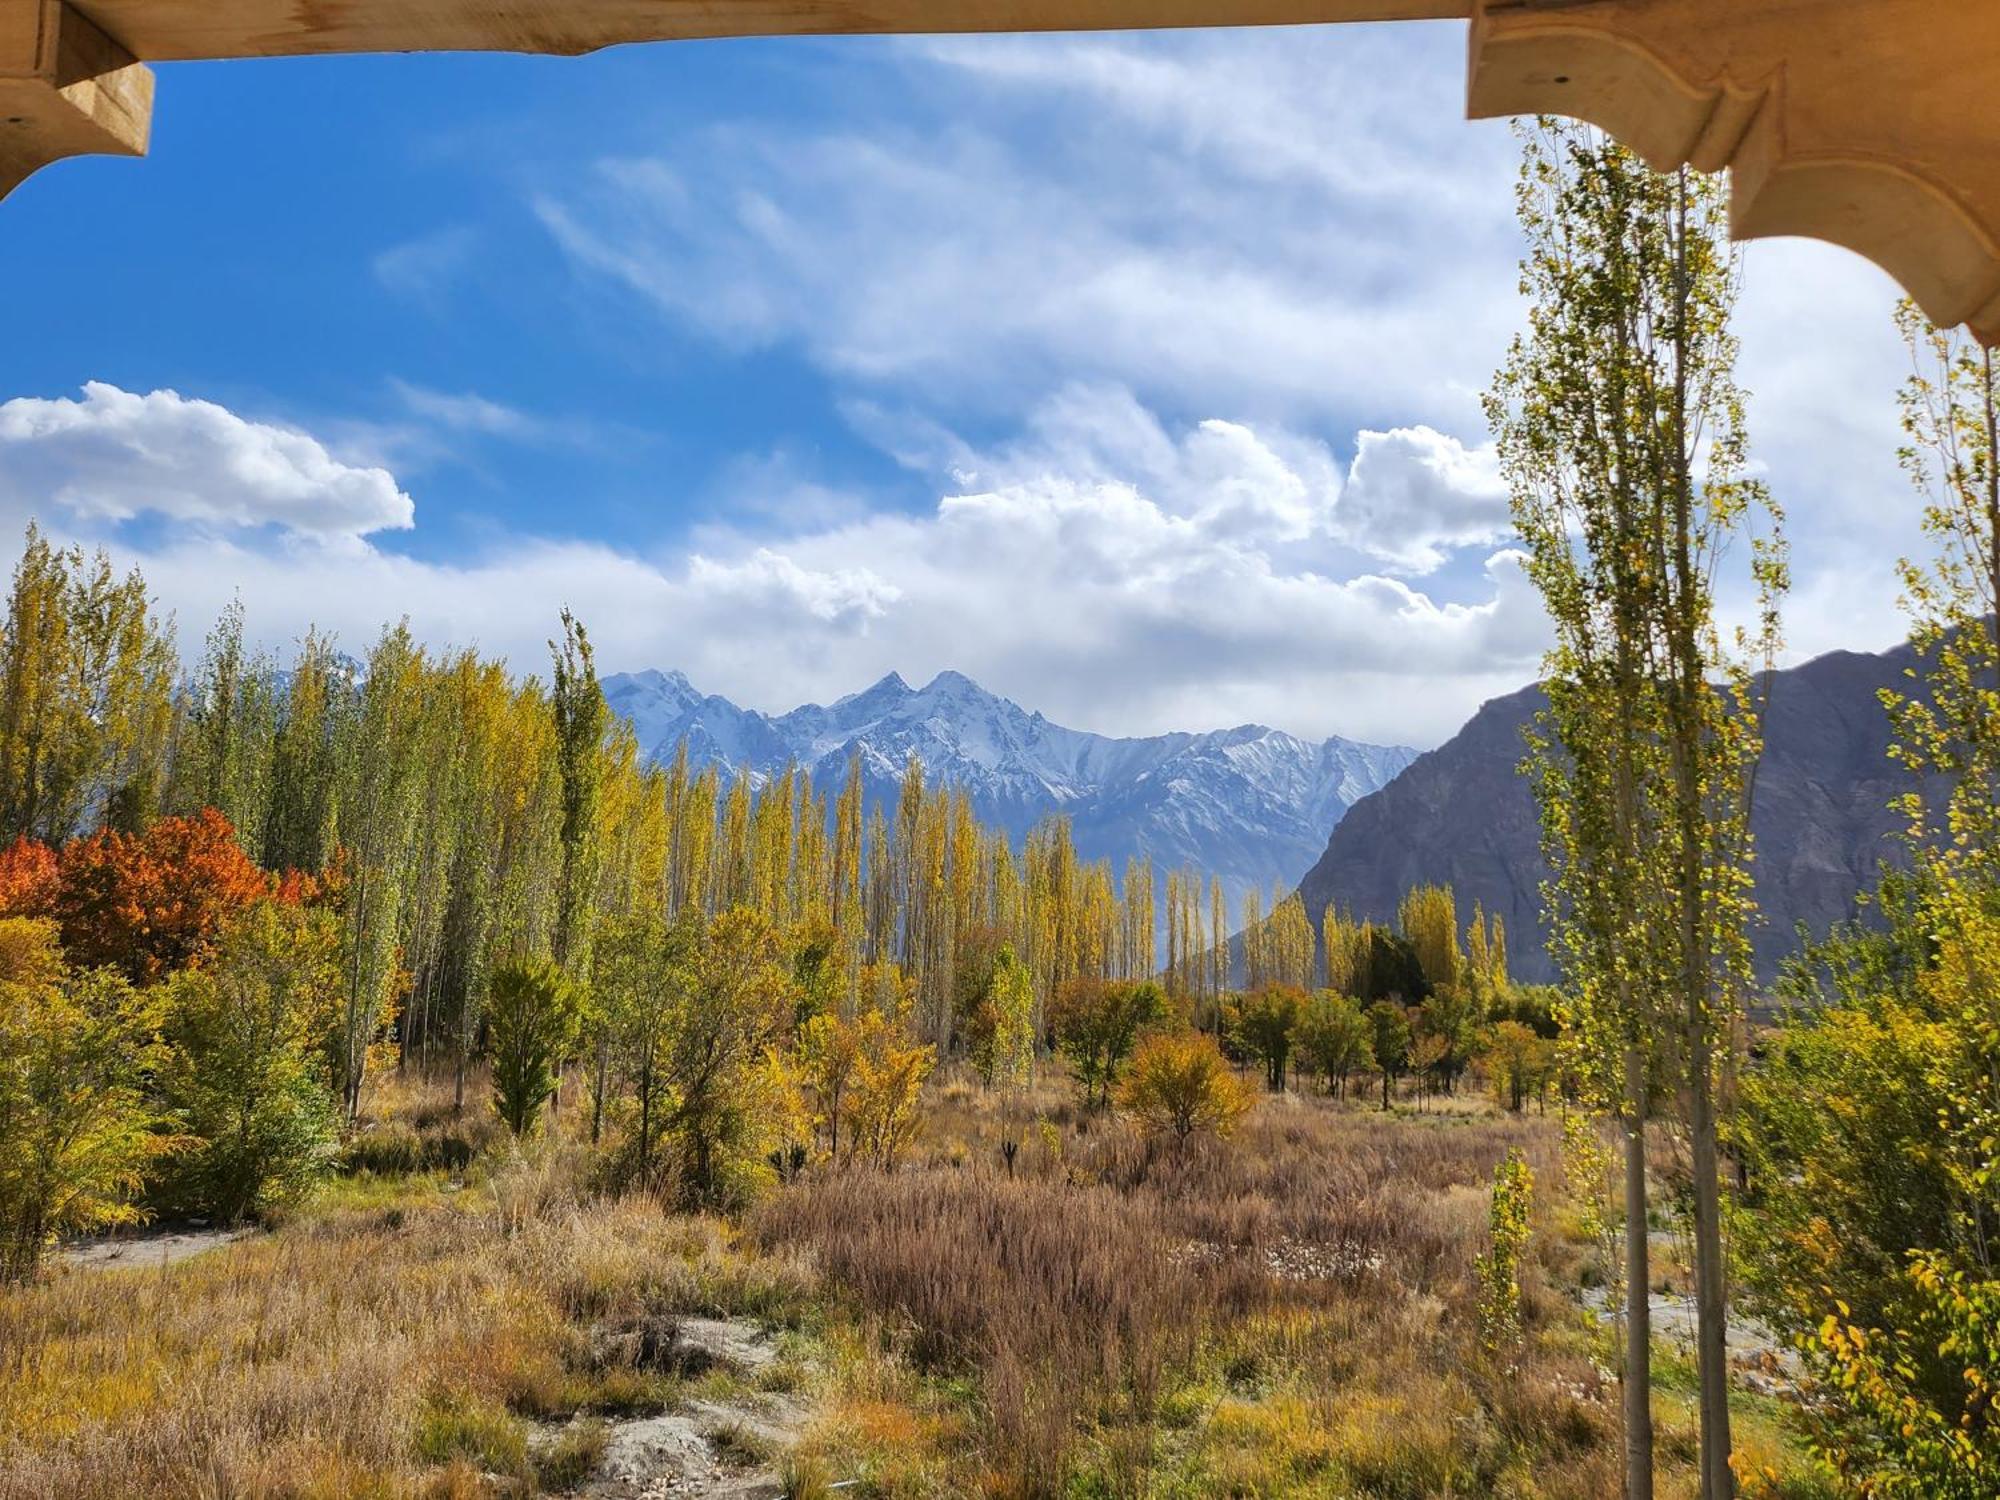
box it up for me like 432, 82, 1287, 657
1366, 999, 1410, 1111
965, 941, 1034, 1091
155, 902, 342, 1221
0, 920, 168, 1280
549, 609, 607, 978
0, 526, 176, 844
1487, 1019, 1554, 1114
1487, 120, 1784, 1499
1049, 976, 1163, 1108
487, 959, 580, 1138
1228, 983, 1305, 1092
173, 595, 278, 843
592, 911, 690, 1178
1295, 989, 1370, 1097
663, 908, 794, 1207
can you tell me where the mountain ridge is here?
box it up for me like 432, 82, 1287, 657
601, 667, 1417, 919
1294, 641, 1925, 987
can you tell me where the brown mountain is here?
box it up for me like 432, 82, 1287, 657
1295, 642, 1924, 987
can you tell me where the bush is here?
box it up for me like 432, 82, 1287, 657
1117, 1029, 1253, 1147
0, 922, 168, 1279
154, 903, 342, 1222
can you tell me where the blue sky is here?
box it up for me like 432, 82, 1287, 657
0, 21, 1918, 745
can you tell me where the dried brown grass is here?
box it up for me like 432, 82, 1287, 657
0, 1137, 811, 1499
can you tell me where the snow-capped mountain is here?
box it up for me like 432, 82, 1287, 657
603, 667, 1416, 917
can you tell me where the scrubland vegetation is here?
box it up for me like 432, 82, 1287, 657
4, 121, 1999, 1500
0, 1056, 1835, 1500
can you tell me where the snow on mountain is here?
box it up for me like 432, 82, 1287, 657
602, 667, 1415, 919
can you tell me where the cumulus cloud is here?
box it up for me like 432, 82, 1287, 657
0, 383, 413, 542
1336, 425, 1511, 574
9, 385, 1547, 747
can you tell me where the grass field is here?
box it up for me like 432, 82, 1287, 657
0, 1067, 1838, 1499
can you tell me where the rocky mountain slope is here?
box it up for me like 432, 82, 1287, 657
603, 667, 1415, 917
1294, 643, 1923, 987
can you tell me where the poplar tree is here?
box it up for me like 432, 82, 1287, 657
1487, 119, 1784, 1500
549, 609, 607, 978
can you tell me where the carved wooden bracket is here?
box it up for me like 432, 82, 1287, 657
1469, 0, 2000, 344
0, 1, 151, 200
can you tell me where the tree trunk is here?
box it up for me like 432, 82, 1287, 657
1623, 1041, 1655, 1500
1688, 1041, 1734, 1497
591, 1035, 608, 1146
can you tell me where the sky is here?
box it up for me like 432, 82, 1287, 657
0, 20, 1921, 748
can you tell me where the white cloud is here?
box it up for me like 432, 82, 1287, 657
373, 225, 479, 301
388, 380, 541, 438
0, 383, 414, 542
536, 26, 1524, 432
1336, 425, 1510, 574
8, 385, 1545, 748
524, 24, 1933, 685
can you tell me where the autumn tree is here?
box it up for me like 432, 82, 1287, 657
1119, 1029, 1252, 1149
0, 921, 168, 1280
847, 1010, 935, 1169
48, 809, 273, 984
1734, 308, 2000, 1494
155, 901, 342, 1221
1487, 119, 1783, 1499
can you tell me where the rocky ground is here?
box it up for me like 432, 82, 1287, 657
535, 1317, 819, 1499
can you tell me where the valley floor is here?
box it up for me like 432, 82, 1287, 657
0, 1071, 1835, 1500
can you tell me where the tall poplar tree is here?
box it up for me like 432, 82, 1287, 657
1486, 120, 1784, 1500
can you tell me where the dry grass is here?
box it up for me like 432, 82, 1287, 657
0, 1072, 813, 1500
0, 1063, 1836, 1500
766, 1078, 1830, 1500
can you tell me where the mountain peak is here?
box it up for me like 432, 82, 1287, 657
848, 670, 910, 701
920, 668, 980, 696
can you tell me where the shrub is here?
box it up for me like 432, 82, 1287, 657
1474, 1148, 1533, 1355
154, 902, 342, 1222
1117, 1029, 1253, 1147
0, 924, 169, 1279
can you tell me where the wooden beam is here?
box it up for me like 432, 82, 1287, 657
65, 0, 1467, 60
0, 0, 151, 199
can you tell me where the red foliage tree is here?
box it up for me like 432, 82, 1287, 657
0, 835, 58, 917
49, 809, 274, 983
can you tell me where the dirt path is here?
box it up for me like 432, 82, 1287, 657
57, 1227, 251, 1271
